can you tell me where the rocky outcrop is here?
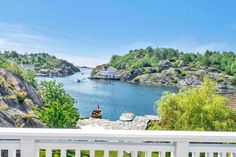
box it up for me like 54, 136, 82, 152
0, 110, 15, 127
120, 69, 144, 81
91, 60, 235, 88
158, 60, 173, 71
0, 69, 45, 127
77, 115, 159, 130
37, 66, 80, 77
179, 74, 201, 86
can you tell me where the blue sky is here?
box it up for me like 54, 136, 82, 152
0, 0, 236, 67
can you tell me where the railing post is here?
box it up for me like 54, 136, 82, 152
231, 153, 236, 157
175, 141, 189, 157
20, 139, 36, 157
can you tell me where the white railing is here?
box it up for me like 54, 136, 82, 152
0, 128, 235, 157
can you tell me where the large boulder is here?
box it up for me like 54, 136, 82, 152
121, 69, 143, 81
0, 111, 15, 127
217, 82, 232, 89
178, 80, 188, 86
196, 70, 207, 75
183, 74, 201, 86
158, 60, 173, 71
161, 68, 178, 76
207, 68, 221, 73
176, 60, 186, 67
15, 116, 46, 128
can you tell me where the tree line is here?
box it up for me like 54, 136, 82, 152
110, 47, 236, 76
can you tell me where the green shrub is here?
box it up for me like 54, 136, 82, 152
180, 72, 186, 77
171, 79, 178, 84
230, 75, 236, 85
0, 57, 37, 87
36, 81, 79, 128
15, 91, 27, 103
150, 78, 236, 131
216, 76, 224, 83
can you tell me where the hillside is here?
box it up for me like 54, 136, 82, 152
0, 51, 80, 76
0, 68, 44, 127
91, 47, 236, 89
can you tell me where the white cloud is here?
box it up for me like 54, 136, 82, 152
0, 22, 24, 31
0, 22, 50, 53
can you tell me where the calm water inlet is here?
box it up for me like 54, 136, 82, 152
36, 68, 179, 120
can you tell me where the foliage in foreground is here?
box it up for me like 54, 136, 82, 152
149, 78, 236, 131
35, 81, 79, 128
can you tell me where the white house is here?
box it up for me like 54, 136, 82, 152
99, 66, 118, 79
21, 64, 35, 71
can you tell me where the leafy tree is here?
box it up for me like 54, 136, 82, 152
36, 81, 79, 128
150, 78, 236, 131
179, 53, 193, 63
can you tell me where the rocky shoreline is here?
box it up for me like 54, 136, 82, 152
77, 115, 159, 130
0, 51, 81, 77
91, 60, 236, 89
36, 66, 80, 77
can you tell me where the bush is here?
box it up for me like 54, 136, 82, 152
36, 81, 79, 128
170, 79, 178, 84
15, 91, 27, 103
155, 67, 161, 73
230, 75, 236, 85
175, 68, 186, 77
149, 78, 236, 131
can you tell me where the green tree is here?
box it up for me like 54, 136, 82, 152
150, 78, 236, 131
179, 53, 193, 63
36, 81, 79, 128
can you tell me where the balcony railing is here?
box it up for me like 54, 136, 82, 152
0, 128, 235, 157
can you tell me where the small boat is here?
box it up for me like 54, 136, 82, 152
76, 79, 81, 82
91, 105, 102, 118
119, 112, 135, 122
